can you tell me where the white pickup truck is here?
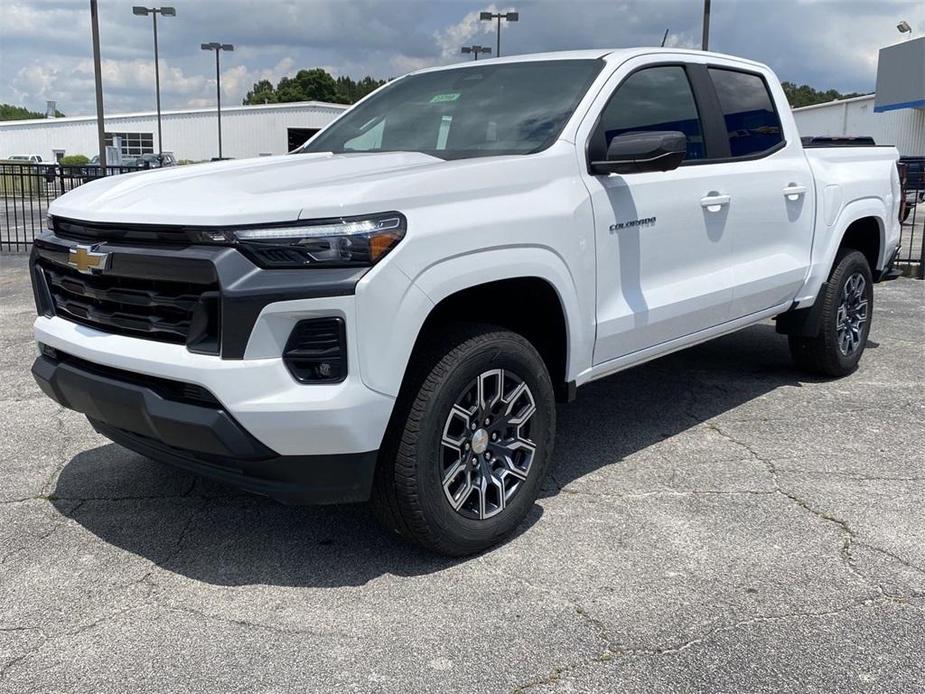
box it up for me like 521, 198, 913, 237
30, 48, 901, 555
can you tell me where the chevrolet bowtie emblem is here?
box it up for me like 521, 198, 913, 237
67, 245, 109, 274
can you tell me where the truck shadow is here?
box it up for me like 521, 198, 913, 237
51, 322, 813, 587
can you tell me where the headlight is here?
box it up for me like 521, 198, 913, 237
193, 212, 406, 268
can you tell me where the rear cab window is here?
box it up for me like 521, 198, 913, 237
707, 68, 784, 157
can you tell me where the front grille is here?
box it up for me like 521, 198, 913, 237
53, 217, 191, 245
40, 260, 219, 348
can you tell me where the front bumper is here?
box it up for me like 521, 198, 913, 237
30, 231, 396, 456
32, 351, 377, 504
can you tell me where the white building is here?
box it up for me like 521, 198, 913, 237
0, 100, 348, 163
792, 36, 925, 158
792, 94, 925, 157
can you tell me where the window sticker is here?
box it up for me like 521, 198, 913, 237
430, 93, 461, 103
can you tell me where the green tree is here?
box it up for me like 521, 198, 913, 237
243, 69, 386, 106
243, 79, 277, 105
335, 75, 386, 104
0, 103, 65, 120
780, 82, 867, 109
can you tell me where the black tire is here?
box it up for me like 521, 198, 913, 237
371, 324, 556, 556
789, 249, 873, 377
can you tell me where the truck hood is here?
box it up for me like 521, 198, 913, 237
49, 151, 452, 226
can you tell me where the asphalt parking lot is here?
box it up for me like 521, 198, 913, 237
1, 252, 923, 693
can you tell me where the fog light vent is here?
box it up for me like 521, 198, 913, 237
283, 317, 347, 383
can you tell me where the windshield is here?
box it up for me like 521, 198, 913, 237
300, 59, 603, 160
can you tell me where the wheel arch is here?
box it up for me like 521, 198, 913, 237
357, 247, 589, 405
779, 206, 885, 338
830, 200, 888, 272
412, 276, 573, 401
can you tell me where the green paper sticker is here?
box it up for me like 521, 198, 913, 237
430, 93, 460, 103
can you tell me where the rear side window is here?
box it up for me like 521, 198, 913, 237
591, 66, 706, 162
708, 68, 783, 157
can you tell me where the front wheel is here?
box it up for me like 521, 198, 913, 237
789, 249, 873, 377
371, 325, 556, 556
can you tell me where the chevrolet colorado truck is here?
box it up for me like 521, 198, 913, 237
29, 48, 902, 555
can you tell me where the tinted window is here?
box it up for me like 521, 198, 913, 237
708, 68, 783, 157
302, 60, 603, 160
592, 66, 705, 162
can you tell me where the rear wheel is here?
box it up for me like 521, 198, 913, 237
789, 249, 873, 377
371, 324, 556, 556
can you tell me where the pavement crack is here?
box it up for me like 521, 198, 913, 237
39, 405, 69, 498
615, 595, 905, 657
705, 422, 877, 595
855, 541, 925, 579
160, 605, 351, 639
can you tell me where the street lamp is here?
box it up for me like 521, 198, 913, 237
132, 6, 175, 158
701, 0, 711, 51
479, 10, 518, 57
461, 45, 492, 61
897, 20, 913, 38
201, 42, 234, 159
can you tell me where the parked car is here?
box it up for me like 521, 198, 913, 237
29, 48, 902, 555
134, 152, 177, 168
6, 154, 45, 163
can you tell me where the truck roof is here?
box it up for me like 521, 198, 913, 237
412, 47, 769, 74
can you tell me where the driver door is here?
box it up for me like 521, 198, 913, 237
578, 62, 736, 364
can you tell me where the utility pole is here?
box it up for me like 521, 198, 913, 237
201, 43, 234, 159
90, 0, 107, 169
701, 0, 711, 51
479, 10, 519, 57
133, 6, 176, 157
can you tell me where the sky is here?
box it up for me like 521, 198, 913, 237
1, 0, 923, 117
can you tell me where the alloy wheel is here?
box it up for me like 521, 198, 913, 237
836, 271, 869, 356
440, 369, 537, 519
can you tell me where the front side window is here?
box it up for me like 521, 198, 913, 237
301, 60, 603, 160
591, 65, 705, 163
708, 68, 783, 157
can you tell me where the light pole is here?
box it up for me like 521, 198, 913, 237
90, 0, 107, 170
701, 0, 711, 51
479, 10, 518, 57
132, 6, 175, 157
201, 42, 234, 159
461, 45, 492, 61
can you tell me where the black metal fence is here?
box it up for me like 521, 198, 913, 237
1, 162, 135, 252
2, 161, 924, 278
898, 160, 925, 279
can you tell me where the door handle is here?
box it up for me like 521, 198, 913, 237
783, 184, 807, 200
700, 194, 731, 211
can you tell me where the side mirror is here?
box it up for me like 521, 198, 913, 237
590, 131, 687, 175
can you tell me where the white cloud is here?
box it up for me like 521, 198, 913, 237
435, 5, 495, 59
2, 0, 924, 116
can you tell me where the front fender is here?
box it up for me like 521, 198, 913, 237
354, 246, 590, 398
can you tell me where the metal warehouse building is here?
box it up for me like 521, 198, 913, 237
792, 36, 925, 157
793, 94, 925, 156
0, 100, 348, 163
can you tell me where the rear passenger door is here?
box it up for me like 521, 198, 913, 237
703, 66, 815, 317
